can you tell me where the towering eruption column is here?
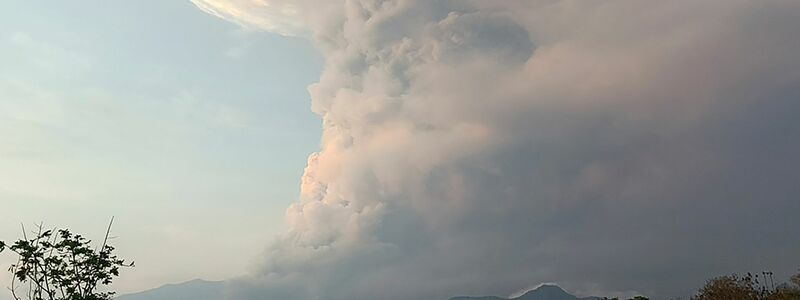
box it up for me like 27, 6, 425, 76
193, 1, 800, 299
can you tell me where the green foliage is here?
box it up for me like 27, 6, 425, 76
0, 224, 133, 300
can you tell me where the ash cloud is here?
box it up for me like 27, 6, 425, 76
194, 1, 800, 299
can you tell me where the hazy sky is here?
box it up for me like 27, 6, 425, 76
3, 1, 800, 300
0, 1, 321, 296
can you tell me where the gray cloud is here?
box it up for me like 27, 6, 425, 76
195, 0, 800, 299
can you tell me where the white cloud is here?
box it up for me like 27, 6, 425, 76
189, 0, 313, 36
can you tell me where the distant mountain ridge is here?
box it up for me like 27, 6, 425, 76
450, 284, 601, 300
116, 279, 224, 300
116, 280, 599, 300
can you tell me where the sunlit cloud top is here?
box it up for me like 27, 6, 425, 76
189, 0, 308, 36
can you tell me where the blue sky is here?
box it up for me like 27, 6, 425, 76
0, 0, 322, 294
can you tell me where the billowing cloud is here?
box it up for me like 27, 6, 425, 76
195, 0, 800, 299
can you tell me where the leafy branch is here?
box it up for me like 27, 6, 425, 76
0, 220, 133, 300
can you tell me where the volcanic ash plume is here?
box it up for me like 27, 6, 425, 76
193, 1, 800, 299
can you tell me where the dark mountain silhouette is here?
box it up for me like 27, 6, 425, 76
450, 284, 601, 300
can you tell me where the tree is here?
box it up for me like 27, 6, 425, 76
693, 274, 766, 300
692, 272, 800, 300
0, 221, 133, 300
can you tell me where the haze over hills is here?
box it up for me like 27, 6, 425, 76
116, 281, 603, 300
116, 279, 224, 300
